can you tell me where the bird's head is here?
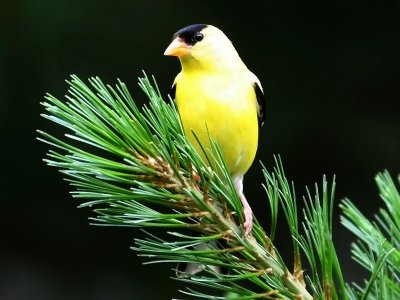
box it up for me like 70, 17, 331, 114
164, 24, 245, 72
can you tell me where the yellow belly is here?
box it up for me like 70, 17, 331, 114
176, 73, 259, 176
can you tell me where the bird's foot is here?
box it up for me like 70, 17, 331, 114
243, 208, 253, 236
239, 192, 253, 236
233, 176, 254, 236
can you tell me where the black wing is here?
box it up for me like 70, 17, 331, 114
254, 81, 265, 127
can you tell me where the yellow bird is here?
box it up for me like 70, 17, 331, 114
164, 24, 265, 236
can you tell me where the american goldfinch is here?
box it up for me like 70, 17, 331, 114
164, 24, 265, 236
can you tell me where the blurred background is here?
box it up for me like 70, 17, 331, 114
1, 0, 399, 299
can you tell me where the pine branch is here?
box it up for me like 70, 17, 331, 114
38, 74, 312, 299
38, 74, 397, 299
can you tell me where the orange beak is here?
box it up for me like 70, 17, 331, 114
164, 38, 190, 57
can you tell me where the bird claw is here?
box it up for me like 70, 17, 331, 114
238, 192, 253, 236
243, 205, 253, 236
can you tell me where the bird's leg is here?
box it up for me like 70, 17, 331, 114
233, 175, 253, 236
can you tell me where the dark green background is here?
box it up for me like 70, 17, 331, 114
2, 1, 399, 299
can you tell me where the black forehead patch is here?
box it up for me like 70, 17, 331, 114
173, 24, 208, 46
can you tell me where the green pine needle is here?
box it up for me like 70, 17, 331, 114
341, 171, 400, 299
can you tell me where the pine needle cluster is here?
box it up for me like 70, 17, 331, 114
38, 74, 399, 299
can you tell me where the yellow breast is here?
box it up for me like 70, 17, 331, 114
175, 72, 259, 176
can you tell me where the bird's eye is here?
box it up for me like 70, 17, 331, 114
193, 32, 204, 42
